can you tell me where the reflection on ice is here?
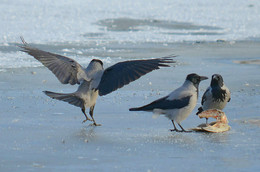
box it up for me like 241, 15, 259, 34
77, 126, 97, 143
199, 132, 230, 144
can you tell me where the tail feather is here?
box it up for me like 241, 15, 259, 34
129, 107, 141, 111
44, 91, 84, 108
129, 105, 153, 112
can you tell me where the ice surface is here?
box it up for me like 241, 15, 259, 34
1, 0, 260, 68
1, 0, 260, 171
1, 0, 260, 44
1, 42, 260, 171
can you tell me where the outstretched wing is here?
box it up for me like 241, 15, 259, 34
19, 37, 89, 85
97, 57, 175, 96
129, 95, 191, 111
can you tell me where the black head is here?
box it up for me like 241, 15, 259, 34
210, 74, 224, 87
91, 59, 103, 66
186, 73, 208, 88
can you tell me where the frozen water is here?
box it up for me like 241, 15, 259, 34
1, 42, 260, 171
1, 0, 260, 44
0, 0, 260, 171
1, 0, 260, 68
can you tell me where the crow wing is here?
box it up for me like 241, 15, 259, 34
19, 37, 89, 85
129, 95, 191, 111
97, 57, 175, 96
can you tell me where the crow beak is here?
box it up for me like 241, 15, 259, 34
213, 75, 218, 80
200, 76, 208, 81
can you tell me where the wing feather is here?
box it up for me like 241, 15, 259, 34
97, 57, 175, 96
201, 87, 210, 105
129, 95, 191, 111
19, 37, 89, 85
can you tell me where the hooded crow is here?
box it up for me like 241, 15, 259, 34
19, 37, 175, 126
196, 74, 231, 124
130, 73, 208, 132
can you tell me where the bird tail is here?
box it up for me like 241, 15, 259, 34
129, 105, 153, 112
44, 91, 84, 108
129, 107, 142, 111
196, 107, 203, 115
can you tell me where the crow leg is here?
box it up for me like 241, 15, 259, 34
178, 123, 191, 132
81, 108, 93, 123
170, 120, 181, 132
206, 118, 209, 125
89, 105, 101, 126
